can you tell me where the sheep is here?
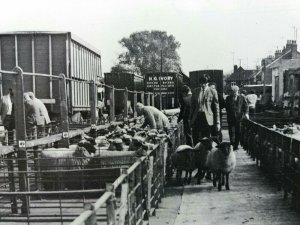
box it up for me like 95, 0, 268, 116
171, 145, 194, 185
40, 145, 91, 190
207, 142, 236, 191
171, 138, 214, 185
193, 138, 214, 184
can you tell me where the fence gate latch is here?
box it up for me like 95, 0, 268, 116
18, 140, 26, 148
62, 132, 69, 138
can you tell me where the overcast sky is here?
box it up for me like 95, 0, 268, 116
1, 0, 300, 75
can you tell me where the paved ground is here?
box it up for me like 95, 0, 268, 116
150, 131, 300, 225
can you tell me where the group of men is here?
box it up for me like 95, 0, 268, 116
178, 74, 249, 150
0, 89, 51, 140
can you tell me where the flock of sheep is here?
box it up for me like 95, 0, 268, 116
38, 120, 171, 191
172, 138, 237, 191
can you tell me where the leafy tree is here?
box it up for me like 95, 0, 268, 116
111, 30, 181, 76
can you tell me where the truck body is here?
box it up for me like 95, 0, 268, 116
0, 31, 102, 115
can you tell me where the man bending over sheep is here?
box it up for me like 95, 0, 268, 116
135, 103, 170, 130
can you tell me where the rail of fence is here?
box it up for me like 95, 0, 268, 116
0, 122, 183, 224
70, 123, 183, 225
0, 67, 160, 149
241, 118, 300, 212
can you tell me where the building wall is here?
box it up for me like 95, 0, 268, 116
271, 58, 300, 104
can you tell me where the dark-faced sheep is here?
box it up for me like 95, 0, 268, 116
193, 138, 213, 184
171, 145, 194, 185
207, 142, 236, 191
40, 145, 90, 190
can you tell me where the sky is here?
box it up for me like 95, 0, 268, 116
1, 0, 300, 75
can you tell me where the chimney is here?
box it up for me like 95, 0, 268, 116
291, 40, 298, 58
234, 65, 238, 73
275, 50, 282, 59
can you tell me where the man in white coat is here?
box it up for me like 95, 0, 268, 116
0, 88, 14, 143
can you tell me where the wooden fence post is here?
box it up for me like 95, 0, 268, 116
58, 73, 69, 148
109, 85, 115, 122
118, 169, 129, 225
141, 92, 145, 105
89, 81, 97, 138
147, 93, 150, 106
151, 93, 155, 107
84, 203, 97, 225
136, 163, 143, 223
133, 92, 137, 118
106, 183, 117, 225
147, 156, 154, 216
7, 153, 18, 213
14, 66, 30, 214
124, 88, 128, 118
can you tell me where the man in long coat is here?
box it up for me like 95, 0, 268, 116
190, 75, 220, 145
225, 85, 249, 150
178, 85, 193, 146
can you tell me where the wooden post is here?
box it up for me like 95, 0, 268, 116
106, 183, 116, 225
109, 85, 115, 122
118, 169, 129, 225
89, 81, 97, 138
141, 92, 145, 105
136, 163, 143, 223
147, 93, 150, 106
14, 66, 30, 214
7, 153, 18, 213
147, 156, 154, 215
133, 92, 137, 118
151, 93, 155, 107
124, 88, 128, 118
84, 203, 97, 225
58, 74, 69, 148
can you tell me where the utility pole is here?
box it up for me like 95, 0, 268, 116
263, 59, 266, 104
160, 49, 163, 110
231, 51, 235, 67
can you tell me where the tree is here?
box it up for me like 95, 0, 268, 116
111, 30, 181, 76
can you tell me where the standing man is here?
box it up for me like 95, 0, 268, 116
209, 82, 225, 142
190, 75, 220, 145
178, 85, 193, 146
225, 85, 249, 150
0, 88, 15, 143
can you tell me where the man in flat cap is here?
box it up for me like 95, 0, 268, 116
225, 85, 249, 150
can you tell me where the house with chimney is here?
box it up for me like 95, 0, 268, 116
225, 65, 257, 88
266, 40, 300, 104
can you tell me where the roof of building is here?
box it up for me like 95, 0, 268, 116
0, 31, 101, 56
226, 66, 256, 81
266, 50, 291, 69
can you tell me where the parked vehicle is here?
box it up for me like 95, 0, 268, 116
0, 31, 102, 116
104, 73, 144, 115
189, 70, 223, 94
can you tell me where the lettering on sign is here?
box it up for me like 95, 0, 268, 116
145, 74, 176, 96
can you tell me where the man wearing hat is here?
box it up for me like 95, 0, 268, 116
225, 85, 249, 150
190, 74, 220, 145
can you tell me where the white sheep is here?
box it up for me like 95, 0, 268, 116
40, 145, 90, 190
207, 142, 236, 191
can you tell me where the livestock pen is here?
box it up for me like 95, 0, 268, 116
241, 113, 300, 211
0, 66, 183, 224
